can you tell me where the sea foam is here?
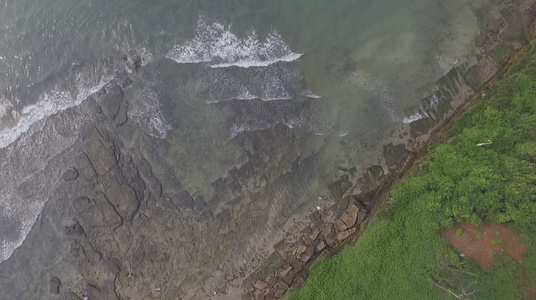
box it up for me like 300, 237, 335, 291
0, 77, 111, 149
402, 110, 429, 124
166, 18, 302, 68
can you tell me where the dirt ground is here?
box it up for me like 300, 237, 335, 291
442, 221, 527, 270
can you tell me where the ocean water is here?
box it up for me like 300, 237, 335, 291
0, 0, 482, 275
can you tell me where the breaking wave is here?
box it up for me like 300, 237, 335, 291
166, 18, 302, 68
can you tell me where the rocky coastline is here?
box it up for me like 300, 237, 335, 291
0, 1, 535, 300
242, 1, 536, 299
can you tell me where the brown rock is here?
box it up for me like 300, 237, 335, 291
474, 34, 487, 47
336, 227, 357, 242
309, 227, 320, 242
267, 276, 278, 288
301, 226, 312, 234
300, 252, 311, 263
321, 223, 334, 238
305, 245, 314, 257
335, 218, 348, 232
274, 289, 285, 298
315, 239, 326, 253
357, 211, 367, 225
254, 280, 268, 290
296, 244, 307, 255
291, 260, 304, 271
49, 276, 60, 294
253, 289, 264, 300
282, 271, 295, 285
278, 281, 289, 290
488, 18, 502, 34
344, 203, 359, 226
278, 266, 292, 278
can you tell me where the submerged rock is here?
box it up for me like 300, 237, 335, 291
49, 276, 60, 294
62, 168, 79, 181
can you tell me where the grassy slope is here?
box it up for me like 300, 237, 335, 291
289, 46, 536, 300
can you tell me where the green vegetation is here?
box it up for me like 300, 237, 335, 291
456, 229, 464, 236
491, 240, 503, 245
496, 231, 501, 236
290, 46, 536, 300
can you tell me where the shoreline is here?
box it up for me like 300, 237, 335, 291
240, 1, 536, 298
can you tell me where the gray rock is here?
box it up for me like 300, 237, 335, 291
63, 168, 79, 181
474, 34, 487, 47
96, 81, 124, 120
63, 222, 85, 238
488, 18, 502, 34
73, 196, 96, 214
104, 180, 139, 222
77, 193, 122, 228
174, 190, 194, 210
86, 131, 117, 176
49, 276, 60, 294
125, 49, 142, 71
114, 101, 128, 125
76, 154, 97, 182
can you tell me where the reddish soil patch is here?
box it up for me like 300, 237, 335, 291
442, 221, 528, 270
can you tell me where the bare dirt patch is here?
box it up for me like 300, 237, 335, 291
442, 221, 528, 270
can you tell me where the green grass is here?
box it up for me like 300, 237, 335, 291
290, 45, 536, 299
289, 188, 454, 300
456, 229, 464, 236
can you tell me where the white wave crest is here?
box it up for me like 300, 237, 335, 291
402, 110, 429, 124
166, 17, 302, 68
0, 76, 111, 149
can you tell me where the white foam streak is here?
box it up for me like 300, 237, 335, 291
166, 18, 301, 68
403, 110, 429, 124
0, 77, 111, 149
210, 52, 303, 68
